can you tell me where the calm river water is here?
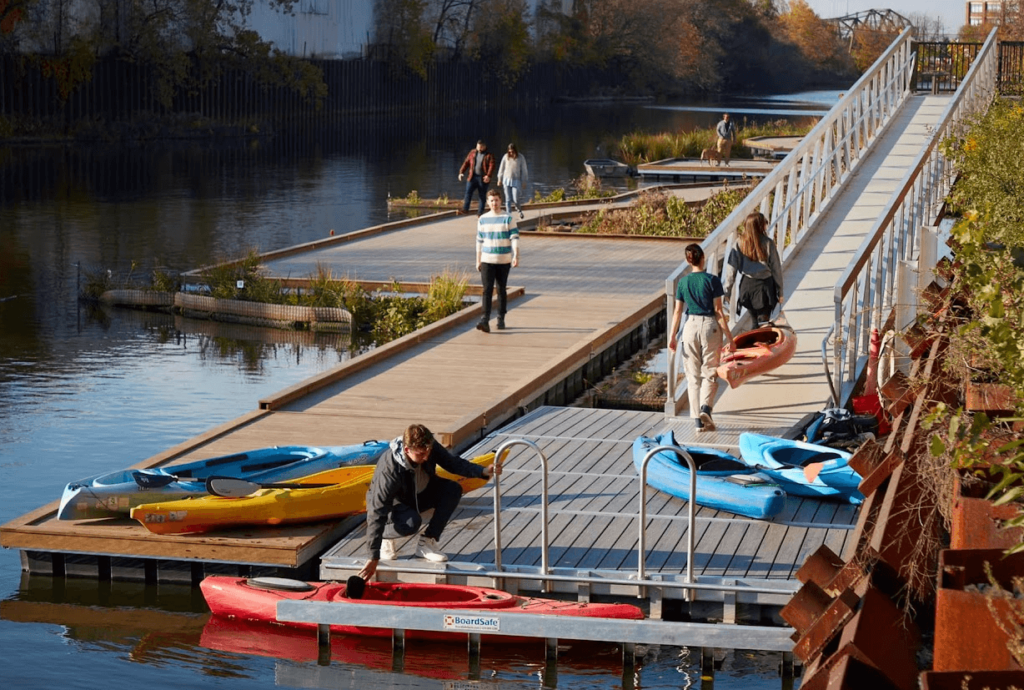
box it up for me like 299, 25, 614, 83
0, 92, 837, 689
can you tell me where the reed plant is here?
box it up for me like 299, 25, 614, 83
576, 185, 751, 237
613, 119, 815, 166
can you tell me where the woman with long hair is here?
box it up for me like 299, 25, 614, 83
497, 143, 529, 219
722, 212, 784, 327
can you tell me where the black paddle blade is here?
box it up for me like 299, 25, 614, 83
205, 475, 336, 498
345, 575, 366, 599
132, 471, 179, 489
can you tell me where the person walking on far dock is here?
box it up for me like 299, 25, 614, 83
497, 143, 529, 219
358, 424, 502, 581
723, 211, 784, 328
458, 140, 496, 216
668, 243, 735, 433
716, 113, 736, 164
475, 188, 519, 333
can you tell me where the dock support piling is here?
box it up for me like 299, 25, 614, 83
700, 647, 716, 686
467, 633, 481, 678
391, 629, 405, 672
544, 637, 558, 662
622, 642, 638, 690
316, 623, 330, 666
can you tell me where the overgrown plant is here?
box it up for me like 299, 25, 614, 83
576, 186, 750, 237
613, 120, 815, 166
920, 97, 1024, 553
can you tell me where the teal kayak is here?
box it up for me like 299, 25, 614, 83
633, 431, 786, 520
57, 441, 389, 520
737, 433, 862, 504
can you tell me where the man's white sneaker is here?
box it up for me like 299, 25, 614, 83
380, 538, 399, 560
415, 536, 448, 562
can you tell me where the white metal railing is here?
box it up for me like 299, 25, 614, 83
665, 29, 918, 416
482, 438, 794, 603
827, 28, 1000, 405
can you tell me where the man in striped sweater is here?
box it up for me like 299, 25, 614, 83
475, 188, 520, 333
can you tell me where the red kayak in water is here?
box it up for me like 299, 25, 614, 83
200, 576, 644, 642
717, 325, 797, 389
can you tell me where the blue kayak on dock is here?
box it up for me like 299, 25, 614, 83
737, 433, 862, 504
632, 431, 786, 520
58, 441, 390, 520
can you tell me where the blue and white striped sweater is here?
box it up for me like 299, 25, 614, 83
476, 212, 519, 264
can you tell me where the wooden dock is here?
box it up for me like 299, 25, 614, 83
1, 204, 684, 580
637, 157, 776, 181
316, 406, 855, 623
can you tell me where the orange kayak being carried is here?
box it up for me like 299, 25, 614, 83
716, 325, 797, 389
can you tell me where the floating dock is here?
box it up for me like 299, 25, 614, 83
637, 158, 776, 182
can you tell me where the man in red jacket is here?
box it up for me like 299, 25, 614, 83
458, 140, 495, 216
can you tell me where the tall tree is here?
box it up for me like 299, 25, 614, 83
777, 0, 849, 74
466, 0, 531, 84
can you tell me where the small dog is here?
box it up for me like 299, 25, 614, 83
700, 147, 723, 166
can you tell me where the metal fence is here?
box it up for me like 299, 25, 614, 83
828, 29, 1000, 405
0, 56, 625, 128
663, 29, 918, 416
913, 39, 1023, 95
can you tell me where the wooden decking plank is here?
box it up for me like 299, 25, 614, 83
765, 498, 828, 579
494, 442, 629, 568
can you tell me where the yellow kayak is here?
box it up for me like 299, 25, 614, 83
130, 452, 498, 535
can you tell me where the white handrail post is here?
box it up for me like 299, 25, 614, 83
638, 445, 696, 595
491, 438, 549, 588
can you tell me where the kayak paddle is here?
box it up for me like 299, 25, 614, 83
205, 476, 335, 498
132, 470, 205, 489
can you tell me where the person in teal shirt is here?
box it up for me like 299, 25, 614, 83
668, 243, 735, 432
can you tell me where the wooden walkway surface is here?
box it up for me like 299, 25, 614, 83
320, 406, 856, 612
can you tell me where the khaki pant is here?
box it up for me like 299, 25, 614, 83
682, 314, 723, 417
716, 137, 733, 162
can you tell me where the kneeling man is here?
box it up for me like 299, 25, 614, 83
358, 424, 501, 581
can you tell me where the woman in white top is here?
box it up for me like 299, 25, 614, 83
497, 143, 529, 219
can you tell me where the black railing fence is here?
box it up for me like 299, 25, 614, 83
913, 40, 1024, 95
0, 56, 629, 132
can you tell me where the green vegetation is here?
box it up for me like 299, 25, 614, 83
614, 120, 815, 167
82, 250, 470, 345
574, 186, 751, 237
923, 98, 1024, 551
81, 260, 179, 299
390, 191, 452, 207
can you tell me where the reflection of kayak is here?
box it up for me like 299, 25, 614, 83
58, 441, 389, 520
716, 326, 797, 389
738, 433, 862, 504
633, 431, 785, 520
201, 615, 463, 679
131, 452, 498, 535
200, 576, 644, 642
200, 614, 626, 678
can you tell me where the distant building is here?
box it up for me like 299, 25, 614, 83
966, 1, 1005, 26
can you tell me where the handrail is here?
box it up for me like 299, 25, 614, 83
665, 29, 917, 416
637, 444, 696, 587
491, 438, 549, 583
827, 27, 1000, 404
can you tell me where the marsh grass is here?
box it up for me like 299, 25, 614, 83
369, 271, 469, 342
576, 185, 751, 237
614, 120, 815, 166
391, 190, 452, 207
81, 260, 180, 299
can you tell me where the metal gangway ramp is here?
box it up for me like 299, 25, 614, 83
665, 28, 999, 440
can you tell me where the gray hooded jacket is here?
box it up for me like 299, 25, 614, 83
364, 437, 487, 560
